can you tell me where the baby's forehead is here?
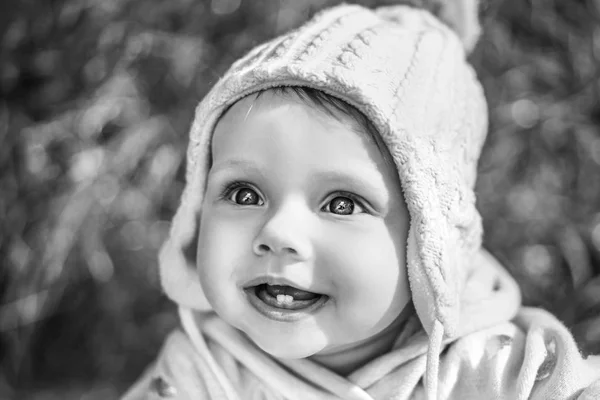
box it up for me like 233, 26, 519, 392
210, 89, 404, 200
213, 91, 370, 153
212, 87, 397, 176
215, 88, 378, 146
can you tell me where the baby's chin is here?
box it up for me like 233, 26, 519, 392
256, 340, 326, 359
244, 327, 329, 359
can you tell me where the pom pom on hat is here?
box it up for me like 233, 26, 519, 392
378, 0, 482, 53
436, 0, 483, 53
159, 1, 488, 341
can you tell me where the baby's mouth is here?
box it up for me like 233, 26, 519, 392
244, 282, 328, 321
254, 284, 323, 310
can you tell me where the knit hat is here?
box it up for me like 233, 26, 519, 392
160, 0, 486, 354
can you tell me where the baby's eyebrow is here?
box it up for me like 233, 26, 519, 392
312, 168, 388, 201
210, 159, 263, 175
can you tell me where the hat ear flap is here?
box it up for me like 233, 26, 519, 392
436, 0, 482, 53
159, 202, 213, 311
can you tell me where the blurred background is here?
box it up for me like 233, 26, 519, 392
1, 0, 600, 398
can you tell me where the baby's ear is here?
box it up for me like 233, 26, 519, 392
435, 0, 482, 53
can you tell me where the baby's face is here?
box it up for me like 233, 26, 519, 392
197, 91, 410, 360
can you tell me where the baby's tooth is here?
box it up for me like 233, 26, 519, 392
276, 294, 294, 305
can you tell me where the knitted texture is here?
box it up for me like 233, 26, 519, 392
159, 4, 488, 339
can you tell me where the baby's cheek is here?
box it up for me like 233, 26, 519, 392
197, 218, 245, 292
199, 210, 254, 256
324, 228, 406, 323
334, 231, 402, 289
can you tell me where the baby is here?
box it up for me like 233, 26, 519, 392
124, 2, 600, 399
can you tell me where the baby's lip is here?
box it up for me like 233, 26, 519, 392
243, 276, 323, 296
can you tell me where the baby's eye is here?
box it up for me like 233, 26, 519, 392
227, 185, 264, 206
323, 195, 365, 215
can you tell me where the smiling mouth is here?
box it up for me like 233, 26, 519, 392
245, 284, 328, 322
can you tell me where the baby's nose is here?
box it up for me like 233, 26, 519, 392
252, 202, 313, 261
254, 243, 300, 257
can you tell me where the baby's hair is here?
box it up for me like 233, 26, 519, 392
252, 86, 396, 170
